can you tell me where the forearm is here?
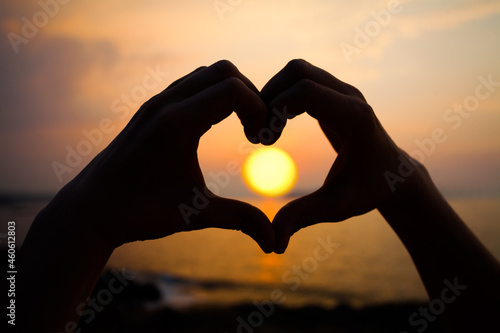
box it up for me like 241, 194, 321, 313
17, 193, 114, 332
378, 164, 500, 332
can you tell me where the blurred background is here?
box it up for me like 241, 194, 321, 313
1, 1, 499, 332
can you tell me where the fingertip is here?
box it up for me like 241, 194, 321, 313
196, 197, 275, 253
262, 246, 274, 255
259, 134, 281, 146
271, 193, 324, 254
244, 130, 260, 145
239, 98, 268, 145
273, 241, 289, 254
257, 119, 285, 146
250, 213, 275, 254
273, 228, 291, 254
256, 231, 275, 254
240, 203, 276, 254
272, 212, 294, 254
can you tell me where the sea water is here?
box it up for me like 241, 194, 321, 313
103, 196, 500, 310
2, 196, 498, 310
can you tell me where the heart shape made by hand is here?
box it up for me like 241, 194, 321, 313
171, 59, 410, 254
64, 59, 418, 256
160, 59, 416, 254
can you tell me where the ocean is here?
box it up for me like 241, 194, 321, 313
106, 196, 500, 311
3, 196, 500, 312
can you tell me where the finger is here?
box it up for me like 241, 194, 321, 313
197, 197, 275, 254
164, 60, 262, 103
269, 79, 364, 140
261, 59, 364, 102
121, 67, 207, 128
272, 191, 333, 254
178, 77, 267, 143
120, 61, 261, 135
164, 66, 206, 90
274, 168, 381, 254
319, 122, 343, 152
259, 105, 288, 146
259, 59, 365, 145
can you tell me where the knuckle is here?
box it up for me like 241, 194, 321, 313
347, 85, 366, 101
285, 59, 310, 75
296, 78, 315, 91
348, 98, 378, 131
212, 59, 239, 77
191, 65, 208, 76
220, 76, 245, 92
134, 94, 160, 118
295, 79, 317, 102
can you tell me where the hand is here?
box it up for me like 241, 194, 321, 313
51, 60, 275, 252
260, 59, 426, 253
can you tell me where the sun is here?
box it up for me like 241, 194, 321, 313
242, 147, 297, 197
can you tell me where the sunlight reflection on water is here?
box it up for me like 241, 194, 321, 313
106, 196, 500, 309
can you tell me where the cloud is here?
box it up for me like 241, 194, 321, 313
0, 1, 123, 191
340, 1, 500, 62
394, 1, 500, 37
0, 31, 119, 131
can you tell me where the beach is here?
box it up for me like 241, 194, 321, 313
76, 270, 446, 333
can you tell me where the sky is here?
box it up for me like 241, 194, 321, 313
0, 0, 499, 197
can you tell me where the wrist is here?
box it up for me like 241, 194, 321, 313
19, 190, 114, 331
378, 149, 437, 211
35, 187, 117, 252
51, 173, 127, 248
375, 148, 454, 239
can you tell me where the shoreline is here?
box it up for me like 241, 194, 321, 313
0, 248, 445, 332
76, 298, 445, 333
74, 269, 444, 333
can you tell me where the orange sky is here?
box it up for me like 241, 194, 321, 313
0, 0, 499, 197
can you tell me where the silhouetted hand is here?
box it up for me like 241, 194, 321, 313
53, 60, 275, 252
20, 60, 500, 333
261, 59, 424, 253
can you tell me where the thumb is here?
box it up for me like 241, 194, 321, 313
272, 190, 333, 254
197, 196, 275, 254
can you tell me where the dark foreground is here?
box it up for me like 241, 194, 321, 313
75, 270, 445, 333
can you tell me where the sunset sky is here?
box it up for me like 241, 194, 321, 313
1, 0, 499, 197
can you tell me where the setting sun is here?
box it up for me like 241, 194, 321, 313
242, 147, 297, 197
